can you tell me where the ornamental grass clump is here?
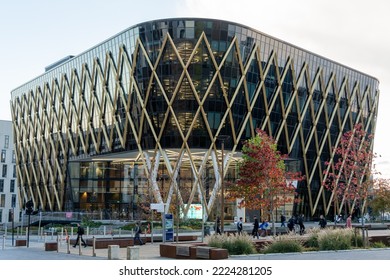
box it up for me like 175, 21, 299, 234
261, 233, 304, 254
317, 228, 354, 251
205, 232, 256, 255
303, 227, 321, 249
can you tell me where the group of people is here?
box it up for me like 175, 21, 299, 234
252, 216, 270, 238
286, 214, 306, 235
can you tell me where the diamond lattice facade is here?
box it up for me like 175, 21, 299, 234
10, 18, 379, 220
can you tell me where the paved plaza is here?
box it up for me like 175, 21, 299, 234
1, 225, 390, 260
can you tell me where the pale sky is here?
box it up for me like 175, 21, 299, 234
1, 0, 389, 177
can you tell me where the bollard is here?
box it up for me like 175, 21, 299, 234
67, 237, 70, 254
57, 235, 59, 252
127, 246, 139, 260
2, 235, 5, 250
108, 245, 120, 260
92, 236, 96, 257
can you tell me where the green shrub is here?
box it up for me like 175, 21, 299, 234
262, 237, 303, 254
180, 219, 203, 229
317, 228, 353, 251
371, 241, 386, 248
205, 233, 256, 255
352, 234, 364, 247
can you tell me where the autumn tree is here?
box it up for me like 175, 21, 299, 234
369, 178, 390, 222
229, 129, 303, 235
323, 123, 377, 224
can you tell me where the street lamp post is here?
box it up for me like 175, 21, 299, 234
25, 200, 33, 248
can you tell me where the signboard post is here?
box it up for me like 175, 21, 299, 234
164, 213, 174, 242
150, 203, 165, 243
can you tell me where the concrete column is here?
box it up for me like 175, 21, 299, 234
127, 246, 139, 260
108, 245, 120, 260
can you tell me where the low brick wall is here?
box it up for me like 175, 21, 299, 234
76, 235, 198, 249
145, 235, 198, 242
87, 238, 141, 249
369, 235, 390, 246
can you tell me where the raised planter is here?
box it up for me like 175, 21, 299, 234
87, 238, 138, 249
368, 235, 390, 246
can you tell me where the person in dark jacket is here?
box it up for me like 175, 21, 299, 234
73, 223, 87, 248
215, 216, 222, 235
252, 216, 260, 239
298, 214, 305, 235
236, 217, 243, 235
319, 215, 327, 229
134, 221, 144, 245
287, 216, 295, 232
280, 214, 286, 227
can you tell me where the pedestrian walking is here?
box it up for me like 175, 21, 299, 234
73, 223, 87, 248
237, 217, 243, 235
280, 214, 286, 227
134, 221, 144, 245
346, 215, 352, 228
319, 215, 327, 229
252, 215, 260, 239
287, 216, 295, 232
215, 216, 222, 235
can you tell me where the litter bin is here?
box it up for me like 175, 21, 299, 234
204, 226, 211, 236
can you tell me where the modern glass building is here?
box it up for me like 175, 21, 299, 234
10, 18, 379, 220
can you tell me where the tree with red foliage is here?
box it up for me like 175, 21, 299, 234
369, 178, 390, 222
323, 123, 377, 224
229, 129, 303, 235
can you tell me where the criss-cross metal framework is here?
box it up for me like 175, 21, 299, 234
11, 19, 379, 218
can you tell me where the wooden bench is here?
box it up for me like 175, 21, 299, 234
194, 246, 229, 259
15, 239, 27, 247
45, 242, 58, 251
196, 246, 212, 259
160, 243, 204, 259
160, 243, 228, 259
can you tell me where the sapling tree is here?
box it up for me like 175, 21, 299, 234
229, 129, 303, 235
323, 123, 377, 224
